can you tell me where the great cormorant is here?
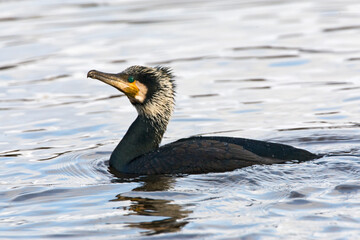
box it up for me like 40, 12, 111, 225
87, 66, 318, 175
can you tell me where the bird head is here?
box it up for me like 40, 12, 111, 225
88, 65, 176, 120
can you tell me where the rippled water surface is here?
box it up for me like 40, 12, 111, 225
1, 0, 360, 239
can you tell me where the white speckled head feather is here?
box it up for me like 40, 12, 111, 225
123, 66, 176, 125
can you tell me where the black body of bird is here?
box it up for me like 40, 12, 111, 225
87, 66, 318, 175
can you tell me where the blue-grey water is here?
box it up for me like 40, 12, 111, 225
1, 0, 360, 239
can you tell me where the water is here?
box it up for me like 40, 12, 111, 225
1, 0, 360, 239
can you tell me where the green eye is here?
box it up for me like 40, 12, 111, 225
128, 76, 134, 83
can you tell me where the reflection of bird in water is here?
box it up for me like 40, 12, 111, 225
87, 66, 318, 175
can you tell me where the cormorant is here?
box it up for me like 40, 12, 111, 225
87, 66, 318, 175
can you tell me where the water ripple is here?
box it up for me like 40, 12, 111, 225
1, 0, 360, 239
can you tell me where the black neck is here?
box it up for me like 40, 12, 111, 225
109, 115, 166, 171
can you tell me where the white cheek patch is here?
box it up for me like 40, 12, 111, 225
134, 81, 148, 103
